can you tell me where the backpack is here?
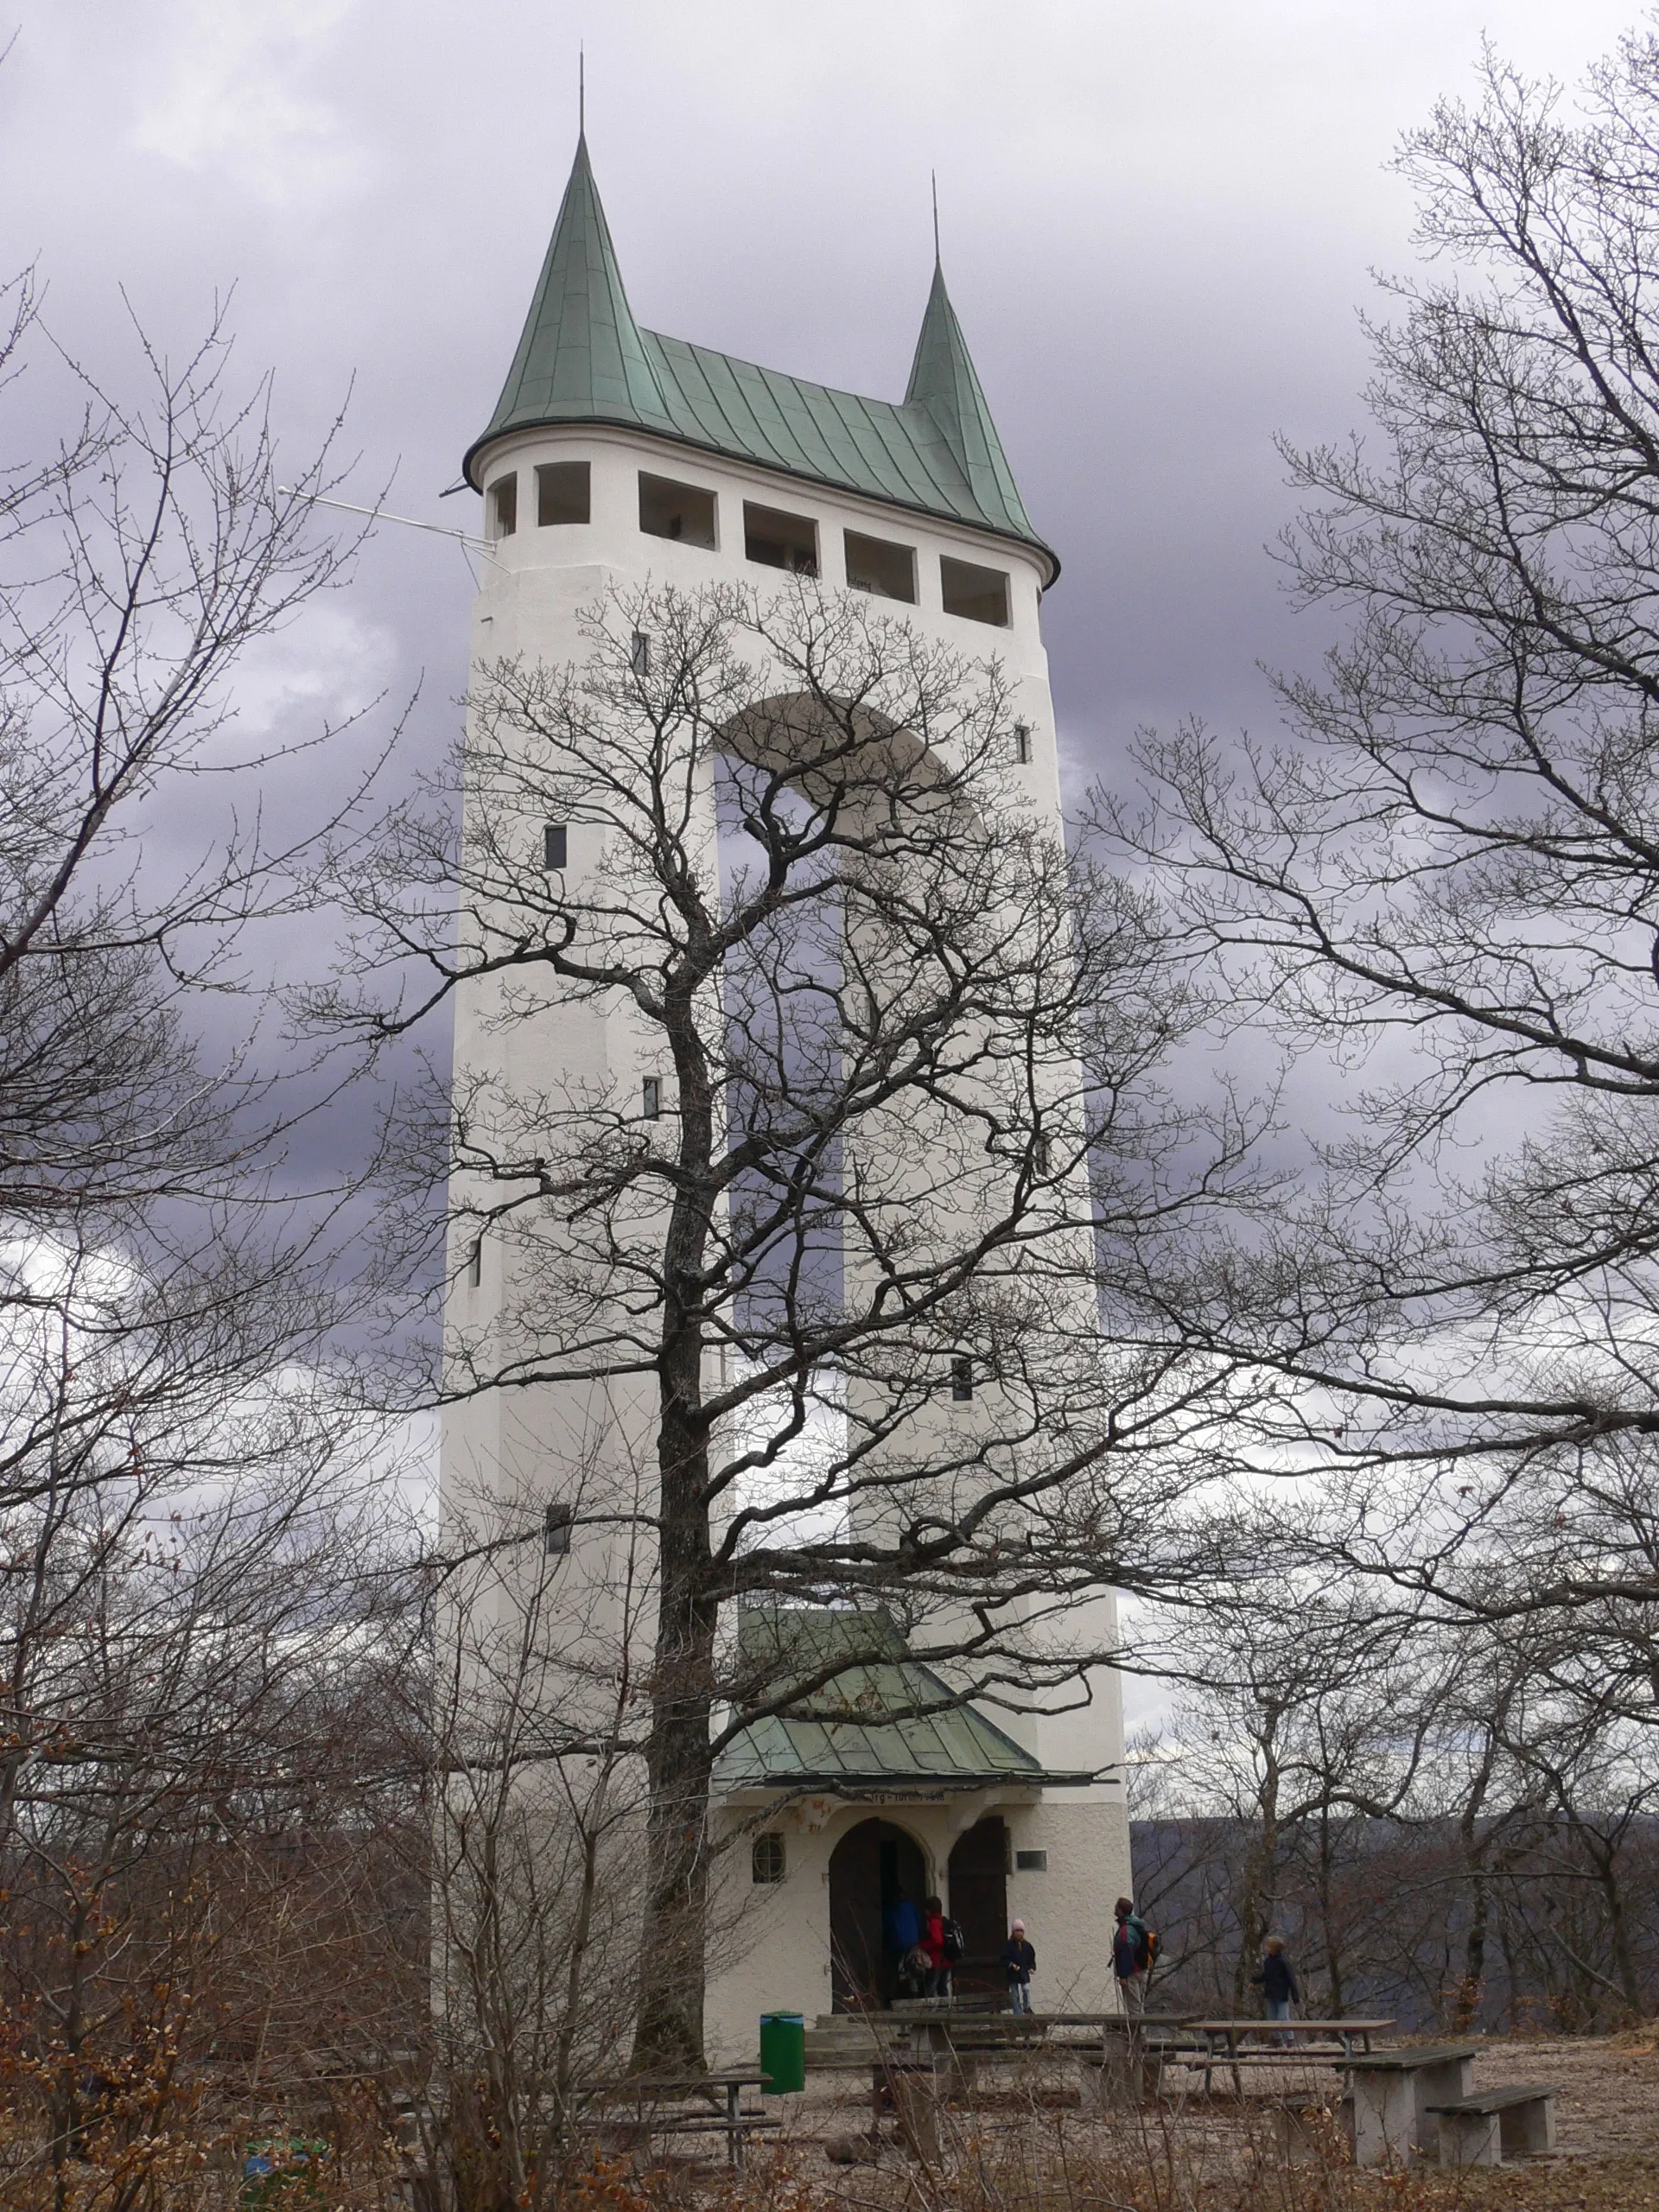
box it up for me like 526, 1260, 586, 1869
942, 1916, 966, 1964
1137, 1924, 1160, 1972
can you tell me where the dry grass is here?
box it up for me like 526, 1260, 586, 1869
1, 2036, 1656, 2210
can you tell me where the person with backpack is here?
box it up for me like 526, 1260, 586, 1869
920, 1894, 951, 1998
1112, 1896, 1155, 2013
1002, 1919, 1037, 2013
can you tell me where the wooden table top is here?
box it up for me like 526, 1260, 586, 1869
1337, 2044, 1478, 2070
582, 2069, 772, 2094
1187, 2019, 1395, 2035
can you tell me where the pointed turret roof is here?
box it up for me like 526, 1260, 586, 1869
905, 260, 1039, 548
464, 143, 1057, 582
463, 134, 677, 481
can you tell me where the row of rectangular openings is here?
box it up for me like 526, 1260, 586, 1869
941, 556, 1010, 627
845, 530, 915, 602
488, 464, 1011, 626
744, 500, 818, 574
489, 461, 593, 537
639, 470, 717, 546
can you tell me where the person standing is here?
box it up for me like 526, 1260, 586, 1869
883, 1887, 920, 2001
921, 1895, 950, 1999
1002, 1920, 1037, 2014
1112, 1897, 1150, 2014
1252, 1937, 1300, 2044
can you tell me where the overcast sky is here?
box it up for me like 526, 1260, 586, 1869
3, 0, 1640, 808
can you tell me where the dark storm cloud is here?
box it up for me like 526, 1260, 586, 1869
2, 0, 1634, 810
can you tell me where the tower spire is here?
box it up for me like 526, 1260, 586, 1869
904, 259, 1035, 541
463, 132, 675, 489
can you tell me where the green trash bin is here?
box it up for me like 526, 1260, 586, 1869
759, 2010, 805, 2094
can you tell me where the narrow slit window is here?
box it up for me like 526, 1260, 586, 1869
950, 1355, 974, 1402
642, 1076, 662, 1121
1033, 1135, 1050, 1176
537, 461, 590, 526
630, 630, 651, 677
1014, 721, 1033, 764
843, 530, 917, 602
752, 1832, 786, 1885
488, 474, 518, 539
544, 1502, 574, 1559
639, 471, 717, 548
543, 823, 568, 871
744, 501, 818, 575
467, 1237, 483, 1289
941, 556, 1010, 626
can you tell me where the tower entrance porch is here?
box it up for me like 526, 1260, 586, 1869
828, 1817, 927, 2012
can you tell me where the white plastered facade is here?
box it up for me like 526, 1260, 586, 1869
442, 417, 1133, 2060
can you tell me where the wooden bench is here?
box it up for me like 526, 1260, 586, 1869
579, 2069, 779, 2171
1078, 2032, 1202, 2108
1425, 2083, 1556, 2166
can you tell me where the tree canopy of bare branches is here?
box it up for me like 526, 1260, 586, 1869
1110, 24, 1659, 1688
321, 579, 1267, 2064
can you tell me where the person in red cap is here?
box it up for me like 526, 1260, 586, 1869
1002, 1919, 1037, 2013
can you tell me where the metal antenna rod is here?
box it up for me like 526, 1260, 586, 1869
579, 46, 585, 133
276, 487, 500, 563
931, 169, 940, 263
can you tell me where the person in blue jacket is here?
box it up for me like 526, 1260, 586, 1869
883, 1888, 921, 1999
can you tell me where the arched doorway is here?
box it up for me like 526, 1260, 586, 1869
828, 1817, 928, 2012
947, 1815, 1009, 1998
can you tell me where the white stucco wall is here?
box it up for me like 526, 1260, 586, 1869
441, 419, 1135, 2063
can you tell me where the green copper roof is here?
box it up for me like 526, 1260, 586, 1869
465, 144, 1057, 582
712, 1607, 1091, 1792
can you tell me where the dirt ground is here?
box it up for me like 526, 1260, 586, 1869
753, 2032, 1659, 2212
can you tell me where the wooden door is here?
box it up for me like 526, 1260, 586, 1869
947, 1815, 1009, 1998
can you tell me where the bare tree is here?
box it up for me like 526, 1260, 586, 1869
321, 580, 1266, 2064
0, 251, 434, 2200
1109, 24, 1659, 1676
0, 1369, 420, 2208
0, 261, 397, 1523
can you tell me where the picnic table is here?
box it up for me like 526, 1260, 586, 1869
1185, 2018, 1395, 2095
1338, 2044, 1478, 2167
578, 2068, 777, 2170
862, 2008, 1203, 2107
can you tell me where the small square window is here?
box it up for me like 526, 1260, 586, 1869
844, 530, 917, 603
752, 1832, 786, 1885
1014, 1849, 1048, 1872
642, 1077, 662, 1121
744, 501, 818, 575
544, 1502, 574, 1558
950, 1355, 974, 1402
543, 823, 568, 871
489, 474, 518, 539
1014, 722, 1032, 765
537, 461, 590, 526
639, 472, 717, 548
630, 631, 651, 677
941, 556, 1010, 626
